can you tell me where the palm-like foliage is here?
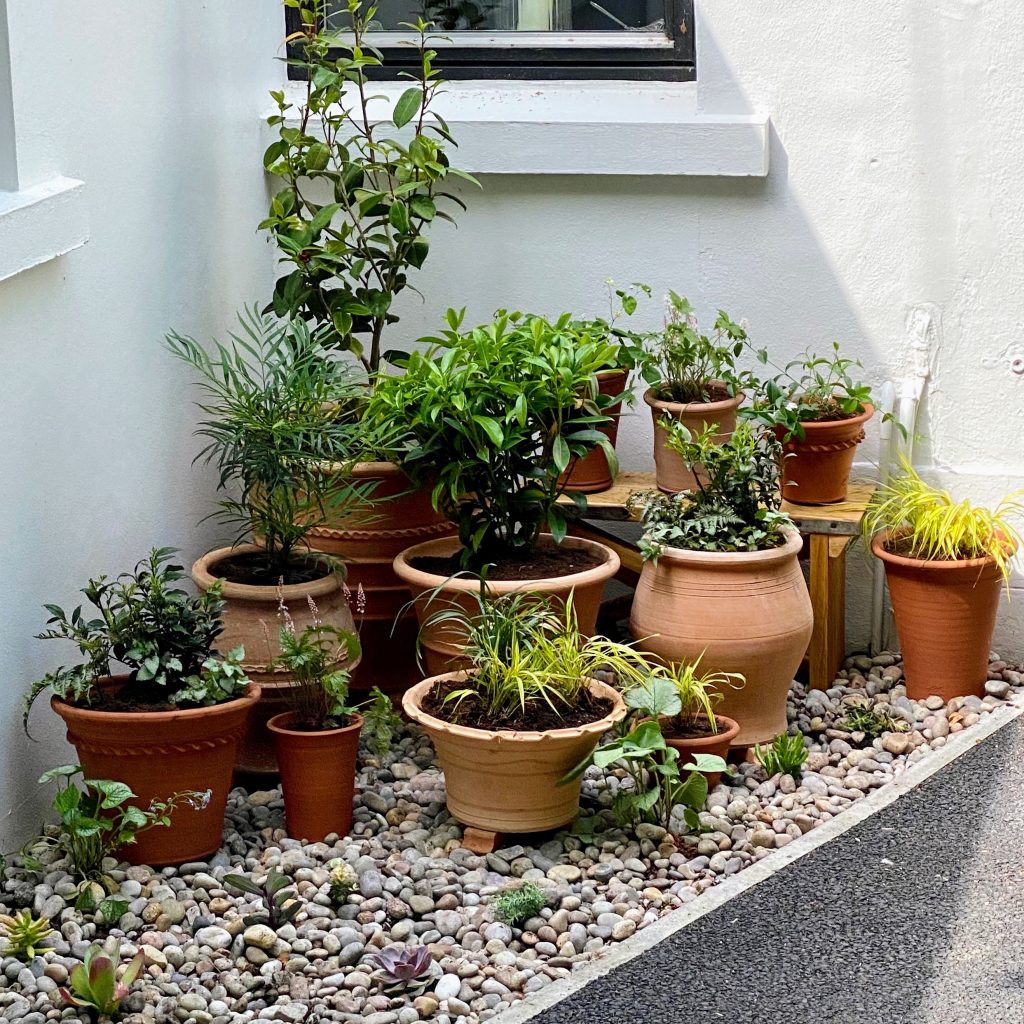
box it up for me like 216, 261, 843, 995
864, 458, 1023, 579
166, 308, 383, 578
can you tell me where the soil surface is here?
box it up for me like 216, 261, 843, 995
661, 715, 724, 740
422, 677, 613, 732
411, 546, 605, 582
215, 550, 330, 586
653, 381, 733, 405
76, 684, 198, 714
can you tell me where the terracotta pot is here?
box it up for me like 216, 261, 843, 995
306, 461, 455, 694
404, 673, 625, 833
661, 714, 740, 788
51, 679, 260, 865
778, 404, 873, 505
192, 545, 359, 773
561, 369, 629, 494
268, 711, 363, 842
644, 386, 744, 494
630, 528, 812, 748
393, 534, 620, 677
872, 530, 1005, 702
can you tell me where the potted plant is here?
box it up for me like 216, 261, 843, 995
23, 549, 259, 865
748, 341, 877, 504
166, 311, 366, 771
625, 662, 743, 787
266, 597, 363, 842
628, 421, 813, 749
262, 0, 475, 688
402, 593, 650, 833
641, 292, 749, 494
864, 461, 1022, 701
560, 282, 651, 494
372, 309, 623, 674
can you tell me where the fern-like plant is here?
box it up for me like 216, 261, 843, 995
864, 459, 1022, 580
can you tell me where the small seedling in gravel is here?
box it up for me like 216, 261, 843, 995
60, 942, 143, 1017
0, 910, 54, 960
755, 732, 808, 780
840, 703, 909, 740
326, 858, 357, 903
224, 868, 301, 928
491, 882, 546, 927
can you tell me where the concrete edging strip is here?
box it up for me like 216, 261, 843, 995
497, 692, 1024, 1024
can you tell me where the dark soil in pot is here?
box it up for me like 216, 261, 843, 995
410, 546, 606, 582
214, 551, 331, 587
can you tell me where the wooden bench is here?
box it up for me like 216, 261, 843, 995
561, 473, 876, 691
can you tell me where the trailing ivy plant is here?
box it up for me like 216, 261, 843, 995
627, 421, 793, 560
263, 0, 477, 375
368, 309, 620, 567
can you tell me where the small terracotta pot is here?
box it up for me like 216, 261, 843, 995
644, 386, 744, 494
630, 528, 812, 748
51, 680, 260, 865
561, 369, 629, 494
778, 404, 873, 505
404, 673, 625, 833
393, 535, 620, 677
306, 461, 455, 695
192, 545, 359, 773
268, 711, 363, 843
661, 714, 740, 788
872, 531, 1005, 702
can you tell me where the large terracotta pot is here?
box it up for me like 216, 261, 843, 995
306, 461, 455, 694
52, 680, 260, 865
404, 673, 626, 832
562, 369, 629, 494
630, 528, 812, 748
393, 534, 620, 677
268, 711, 363, 843
192, 545, 359, 773
644, 386, 744, 494
662, 714, 740, 788
872, 530, 1004, 702
778, 404, 873, 505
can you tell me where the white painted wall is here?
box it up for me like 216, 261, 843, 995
3, 0, 1023, 843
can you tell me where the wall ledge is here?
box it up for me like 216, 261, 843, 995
268, 81, 770, 177
0, 176, 88, 283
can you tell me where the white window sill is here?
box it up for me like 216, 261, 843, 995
268, 81, 770, 177
0, 176, 88, 283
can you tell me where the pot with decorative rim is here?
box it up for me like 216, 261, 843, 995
778, 404, 874, 505
403, 673, 626, 833
630, 528, 812, 749
644, 386, 744, 494
305, 461, 454, 694
192, 544, 359, 773
51, 678, 260, 865
872, 529, 1005, 702
561, 369, 629, 494
393, 534, 620, 677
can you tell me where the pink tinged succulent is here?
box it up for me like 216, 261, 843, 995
366, 945, 433, 982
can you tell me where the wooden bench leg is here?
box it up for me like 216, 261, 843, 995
808, 535, 851, 690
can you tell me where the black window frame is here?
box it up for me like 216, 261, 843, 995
285, 0, 694, 82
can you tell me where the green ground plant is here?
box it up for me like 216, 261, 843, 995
59, 943, 143, 1018
0, 910, 54, 961
224, 869, 302, 928
755, 732, 808, 780
492, 882, 546, 927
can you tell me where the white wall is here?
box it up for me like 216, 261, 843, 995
3, 0, 1023, 843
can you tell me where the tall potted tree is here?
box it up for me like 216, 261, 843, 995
865, 462, 1022, 701
24, 549, 259, 865
166, 311, 367, 771
371, 309, 623, 674
641, 292, 748, 494
629, 422, 813, 749
262, 0, 476, 687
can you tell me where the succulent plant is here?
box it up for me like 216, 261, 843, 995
326, 858, 357, 903
365, 945, 434, 992
224, 868, 301, 928
491, 882, 546, 928
59, 942, 143, 1017
0, 910, 54, 960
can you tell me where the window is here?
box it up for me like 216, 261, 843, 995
285, 0, 694, 81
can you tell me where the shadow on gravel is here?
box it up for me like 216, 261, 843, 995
526, 719, 1019, 1024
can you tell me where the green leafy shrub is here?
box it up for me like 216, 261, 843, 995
628, 421, 793, 559
368, 309, 619, 568
24, 548, 248, 732
262, 0, 476, 374
0, 910, 54, 960
492, 882, 546, 927
755, 733, 808, 780
59, 943, 143, 1018
362, 687, 404, 758
224, 869, 302, 928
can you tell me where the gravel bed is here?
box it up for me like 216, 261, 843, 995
1, 653, 1020, 1024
